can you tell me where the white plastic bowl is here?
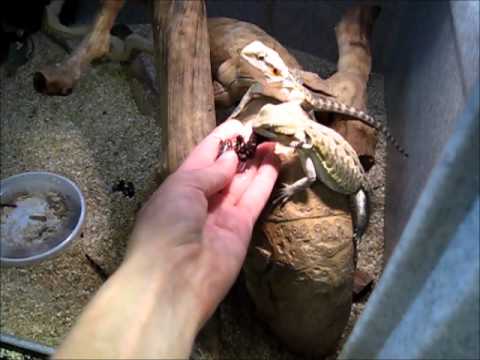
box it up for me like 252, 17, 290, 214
0, 172, 86, 266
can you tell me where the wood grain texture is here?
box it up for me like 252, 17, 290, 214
152, 0, 216, 175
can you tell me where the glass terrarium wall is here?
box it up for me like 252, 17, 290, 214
340, 0, 479, 358
381, 0, 479, 260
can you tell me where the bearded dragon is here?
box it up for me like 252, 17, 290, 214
231, 41, 408, 158
208, 18, 334, 108
250, 102, 370, 265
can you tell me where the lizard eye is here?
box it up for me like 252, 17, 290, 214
272, 68, 280, 76
257, 54, 265, 61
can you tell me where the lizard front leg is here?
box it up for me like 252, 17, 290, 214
227, 83, 263, 120
273, 155, 317, 207
213, 80, 235, 107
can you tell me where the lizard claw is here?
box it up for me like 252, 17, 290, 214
272, 193, 289, 208
290, 140, 312, 150
228, 100, 248, 120
271, 183, 295, 207
289, 140, 304, 149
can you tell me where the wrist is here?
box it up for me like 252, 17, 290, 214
121, 247, 207, 333
55, 248, 205, 359
127, 253, 205, 357
125, 236, 217, 326
125, 243, 211, 324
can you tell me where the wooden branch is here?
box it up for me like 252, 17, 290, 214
152, 0, 215, 175
324, 5, 381, 171
34, 0, 125, 96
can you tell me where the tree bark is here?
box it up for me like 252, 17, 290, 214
151, 0, 216, 175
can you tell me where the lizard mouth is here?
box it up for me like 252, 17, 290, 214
252, 128, 294, 146
252, 127, 278, 140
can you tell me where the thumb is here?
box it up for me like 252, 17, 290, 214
189, 150, 239, 197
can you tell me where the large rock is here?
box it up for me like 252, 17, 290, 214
243, 152, 354, 358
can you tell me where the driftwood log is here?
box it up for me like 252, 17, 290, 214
242, 5, 380, 358
33, 0, 126, 96
321, 6, 380, 171
151, 0, 215, 174
151, 2, 221, 355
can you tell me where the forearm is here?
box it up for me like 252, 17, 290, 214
54, 251, 203, 359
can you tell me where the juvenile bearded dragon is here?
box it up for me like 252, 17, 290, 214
230, 41, 408, 158
249, 102, 371, 265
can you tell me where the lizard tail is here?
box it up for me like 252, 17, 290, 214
379, 122, 409, 158
321, 99, 409, 158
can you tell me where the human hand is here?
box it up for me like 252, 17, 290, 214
128, 119, 280, 326
55, 120, 279, 359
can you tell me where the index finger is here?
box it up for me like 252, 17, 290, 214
236, 142, 280, 220
178, 119, 245, 171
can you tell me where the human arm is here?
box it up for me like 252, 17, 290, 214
54, 120, 280, 359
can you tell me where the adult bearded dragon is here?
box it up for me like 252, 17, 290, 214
248, 102, 370, 266
208, 17, 332, 108
230, 41, 408, 158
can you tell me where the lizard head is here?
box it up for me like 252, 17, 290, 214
240, 41, 291, 86
251, 103, 307, 145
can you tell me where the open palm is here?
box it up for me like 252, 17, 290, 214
130, 120, 279, 323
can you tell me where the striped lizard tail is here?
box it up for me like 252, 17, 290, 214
316, 97, 409, 157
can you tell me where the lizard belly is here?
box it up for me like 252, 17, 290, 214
300, 144, 363, 196
312, 153, 355, 194
263, 86, 292, 102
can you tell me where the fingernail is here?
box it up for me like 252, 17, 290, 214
218, 149, 238, 162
